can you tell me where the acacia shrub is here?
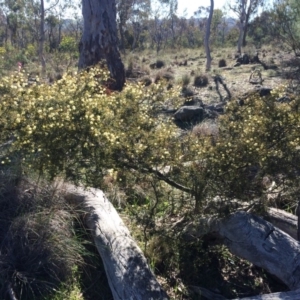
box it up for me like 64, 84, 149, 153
0, 68, 184, 187
1, 69, 300, 214
190, 87, 300, 209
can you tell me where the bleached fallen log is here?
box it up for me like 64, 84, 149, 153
264, 207, 298, 240
235, 288, 300, 299
63, 183, 169, 300
183, 211, 300, 290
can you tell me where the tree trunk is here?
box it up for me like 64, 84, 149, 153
63, 183, 169, 300
78, 0, 125, 91
39, 0, 46, 77
242, 12, 250, 47
237, 0, 246, 54
204, 0, 214, 71
183, 211, 300, 290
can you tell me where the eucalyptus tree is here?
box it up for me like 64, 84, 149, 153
0, 0, 27, 46
115, 0, 151, 52
159, 0, 178, 46
228, 0, 265, 52
194, 3, 214, 70
205, 0, 214, 71
79, 0, 125, 90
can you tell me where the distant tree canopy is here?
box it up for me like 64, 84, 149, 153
271, 0, 300, 55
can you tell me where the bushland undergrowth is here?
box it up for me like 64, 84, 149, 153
1, 66, 300, 298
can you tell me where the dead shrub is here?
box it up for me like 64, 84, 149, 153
192, 121, 219, 139
154, 71, 174, 83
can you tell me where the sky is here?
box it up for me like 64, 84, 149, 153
177, 0, 228, 18
176, 0, 274, 18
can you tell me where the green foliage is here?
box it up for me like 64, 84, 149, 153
26, 43, 37, 58
226, 27, 240, 47
59, 36, 78, 53
271, 0, 300, 55
181, 74, 191, 86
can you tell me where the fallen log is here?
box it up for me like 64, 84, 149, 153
235, 288, 300, 299
183, 211, 300, 290
62, 183, 169, 300
264, 207, 298, 240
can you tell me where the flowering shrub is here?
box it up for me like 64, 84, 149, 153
195, 87, 300, 205
1, 68, 300, 213
0, 68, 184, 186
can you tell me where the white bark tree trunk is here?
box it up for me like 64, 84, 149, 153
63, 183, 169, 300
205, 0, 214, 71
237, 0, 246, 54
39, 0, 46, 77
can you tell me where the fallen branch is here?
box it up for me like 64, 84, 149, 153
183, 211, 300, 290
235, 288, 300, 299
63, 183, 169, 300
264, 207, 298, 240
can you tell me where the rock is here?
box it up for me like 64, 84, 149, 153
256, 86, 272, 97
174, 106, 205, 122
249, 78, 263, 84
234, 62, 241, 67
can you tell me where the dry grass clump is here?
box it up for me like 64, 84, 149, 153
0, 165, 86, 300
181, 74, 191, 86
154, 70, 174, 83
125, 55, 151, 78
193, 74, 209, 87
192, 120, 219, 139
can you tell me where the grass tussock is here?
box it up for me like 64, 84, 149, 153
0, 163, 111, 300
191, 121, 219, 138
